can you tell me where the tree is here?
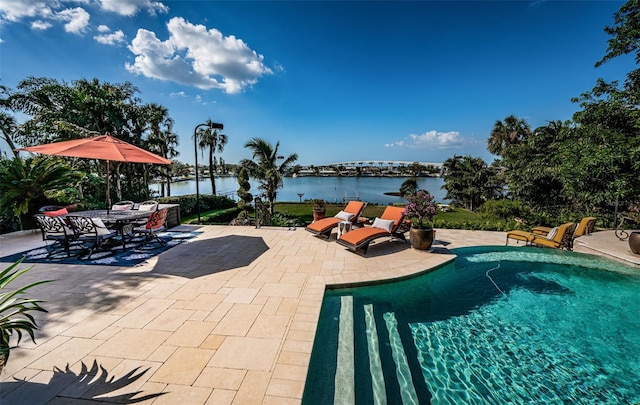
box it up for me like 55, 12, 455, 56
0, 156, 82, 229
399, 178, 418, 197
144, 103, 179, 197
442, 155, 503, 211
240, 138, 298, 214
197, 119, 228, 196
487, 115, 531, 158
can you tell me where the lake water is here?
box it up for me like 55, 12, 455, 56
155, 176, 448, 205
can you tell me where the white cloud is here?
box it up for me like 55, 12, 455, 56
99, 0, 168, 16
94, 28, 125, 45
0, 0, 54, 22
97, 24, 110, 32
31, 20, 52, 30
56, 7, 90, 34
385, 130, 465, 149
126, 17, 273, 94
170, 91, 186, 97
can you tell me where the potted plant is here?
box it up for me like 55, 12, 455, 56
0, 258, 50, 374
312, 199, 326, 222
626, 199, 640, 254
403, 189, 438, 250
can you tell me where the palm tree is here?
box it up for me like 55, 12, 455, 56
197, 119, 228, 195
487, 115, 531, 157
240, 138, 298, 214
145, 103, 179, 197
0, 112, 18, 158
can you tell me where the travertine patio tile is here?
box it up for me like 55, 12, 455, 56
205, 388, 237, 405
212, 304, 262, 336
150, 347, 214, 385
204, 302, 233, 322
232, 370, 270, 405
165, 320, 216, 347
113, 298, 175, 328
286, 329, 315, 342
282, 339, 313, 354
184, 293, 225, 311
29, 337, 104, 371
140, 282, 182, 298
200, 334, 226, 350
92, 325, 122, 340
278, 350, 311, 367
92, 329, 171, 360
263, 395, 302, 405
223, 287, 259, 304
247, 314, 290, 339
276, 297, 300, 316
193, 366, 246, 389
60, 314, 120, 339
144, 308, 194, 331
209, 337, 280, 371
265, 378, 305, 399
147, 345, 178, 362
152, 384, 213, 404
260, 282, 302, 298
273, 363, 308, 381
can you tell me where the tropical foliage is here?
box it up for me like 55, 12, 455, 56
442, 155, 503, 211
240, 138, 298, 214
0, 156, 82, 229
0, 258, 51, 368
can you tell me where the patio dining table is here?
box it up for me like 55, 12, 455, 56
64, 209, 152, 250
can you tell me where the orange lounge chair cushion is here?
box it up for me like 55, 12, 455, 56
338, 227, 391, 247
306, 217, 343, 233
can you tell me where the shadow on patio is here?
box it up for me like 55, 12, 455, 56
0, 360, 165, 404
150, 235, 270, 278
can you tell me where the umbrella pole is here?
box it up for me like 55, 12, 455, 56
106, 160, 111, 214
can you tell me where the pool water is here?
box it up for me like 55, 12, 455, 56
302, 246, 640, 404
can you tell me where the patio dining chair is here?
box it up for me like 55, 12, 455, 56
33, 214, 78, 258
66, 216, 118, 259
131, 208, 168, 248
136, 200, 158, 212
111, 200, 134, 211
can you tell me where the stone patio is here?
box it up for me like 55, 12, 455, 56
0, 225, 637, 404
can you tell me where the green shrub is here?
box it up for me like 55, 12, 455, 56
200, 207, 242, 224
158, 194, 236, 219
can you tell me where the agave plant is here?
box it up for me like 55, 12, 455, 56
0, 258, 50, 373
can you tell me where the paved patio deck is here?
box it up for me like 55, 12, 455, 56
0, 226, 638, 404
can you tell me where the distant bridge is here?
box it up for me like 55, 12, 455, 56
319, 161, 443, 168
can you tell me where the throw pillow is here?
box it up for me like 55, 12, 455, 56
43, 208, 68, 217
372, 217, 395, 233
92, 218, 113, 236
334, 210, 355, 222
546, 227, 558, 240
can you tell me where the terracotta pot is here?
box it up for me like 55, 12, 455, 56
409, 227, 434, 250
313, 210, 326, 222
629, 232, 640, 254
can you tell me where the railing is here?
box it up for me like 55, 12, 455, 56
254, 197, 271, 229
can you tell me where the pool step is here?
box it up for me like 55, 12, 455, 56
335, 298, 420, 404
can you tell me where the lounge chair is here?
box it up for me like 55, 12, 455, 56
532, 216, 596, 238
305, 200, 367, 239
336, 206, 406, 254
531, 222, 577, 250
506, 221, 577, 250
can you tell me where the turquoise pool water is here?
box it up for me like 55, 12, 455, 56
302, 246, 640, 404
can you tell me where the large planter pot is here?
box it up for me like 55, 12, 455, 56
313, 210, 326, 222
629, 232, 640, 254
409, 227, 434, 250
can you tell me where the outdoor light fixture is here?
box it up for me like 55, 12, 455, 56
194, 121, 224, 223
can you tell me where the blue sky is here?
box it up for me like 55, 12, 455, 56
0, 0, 634, 166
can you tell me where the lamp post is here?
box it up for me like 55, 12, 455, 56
194, 121, 224, 223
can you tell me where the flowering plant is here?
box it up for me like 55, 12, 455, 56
403, 189, 438, 229
627, 199, 640, 223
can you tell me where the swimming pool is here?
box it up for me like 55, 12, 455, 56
302, 246, 640, 404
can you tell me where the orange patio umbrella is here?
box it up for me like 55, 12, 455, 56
17, 134, 171, 211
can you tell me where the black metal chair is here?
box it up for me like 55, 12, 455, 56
33, 214, 78, 258
132, 208, 168, 248
66, 216, 118, 259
